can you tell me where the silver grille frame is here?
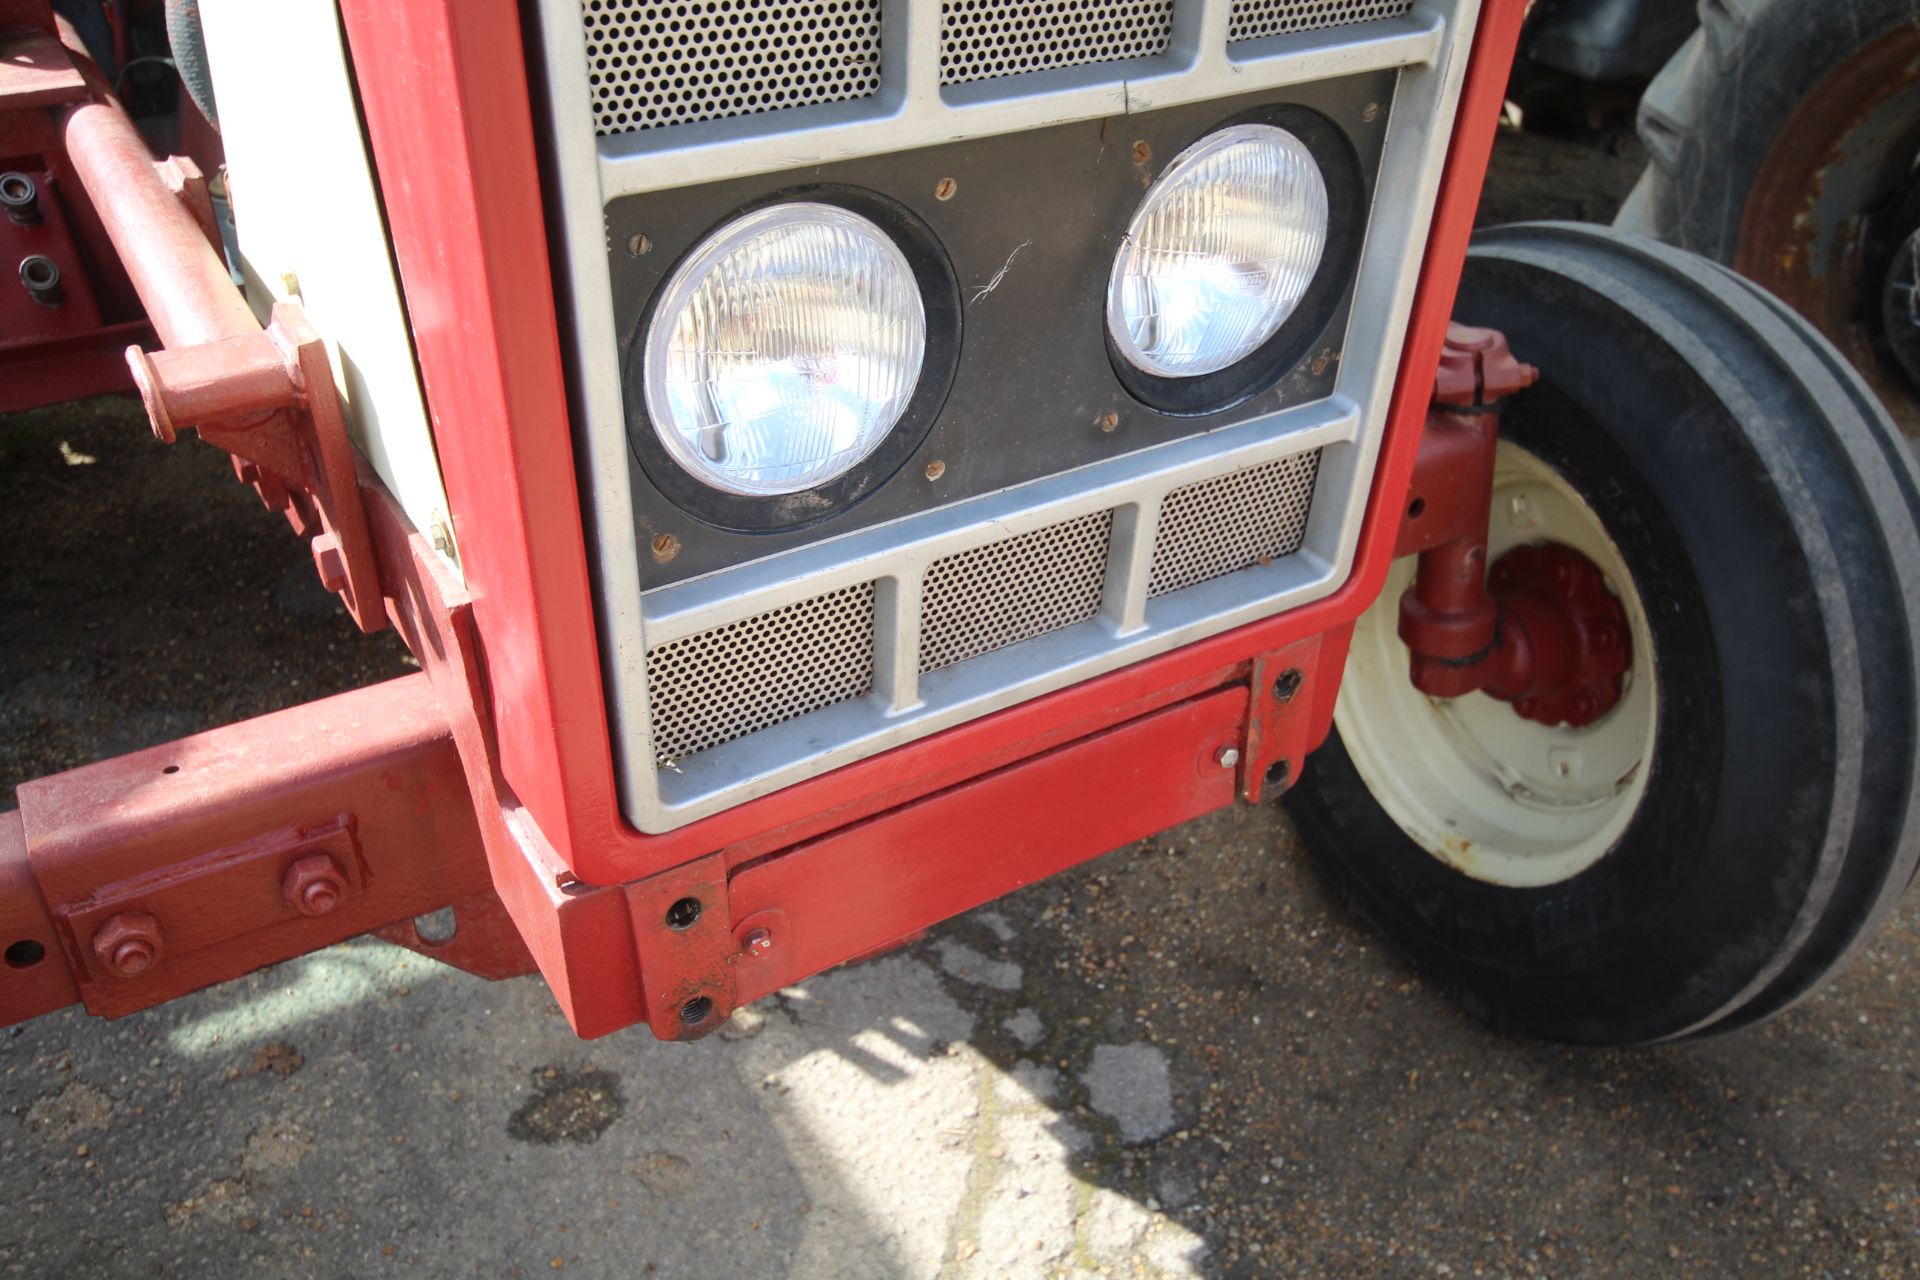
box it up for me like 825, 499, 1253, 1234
528, 0, 1488, 831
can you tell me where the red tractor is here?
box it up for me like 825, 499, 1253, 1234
2, 0, 1915, 1060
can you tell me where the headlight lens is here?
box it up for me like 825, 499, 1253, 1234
1107, 123, 1330, 379
644, 203, 926, 496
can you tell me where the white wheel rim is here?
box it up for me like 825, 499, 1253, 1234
1335, 439, 1659, 888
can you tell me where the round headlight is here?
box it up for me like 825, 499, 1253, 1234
1107, 123, 1330, 379
644, 203, 927, 496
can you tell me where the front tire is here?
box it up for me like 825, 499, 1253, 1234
1287, 223, 1920, 1045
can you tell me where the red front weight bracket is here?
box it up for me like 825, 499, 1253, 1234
1394, 324, 1630, 728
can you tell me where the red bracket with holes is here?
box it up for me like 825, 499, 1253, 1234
1393, 325, 1630, 728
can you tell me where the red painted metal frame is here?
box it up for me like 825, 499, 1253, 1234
0, 12, 152, 411
0, 0, 1526, 1038
335, 0, 1531, 892
2, 675, 532, 1028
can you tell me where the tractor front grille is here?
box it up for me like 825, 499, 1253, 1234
576, 0, 1428, 137
538, 0, 1479, 828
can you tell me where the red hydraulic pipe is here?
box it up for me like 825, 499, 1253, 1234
52, 18, 254, 348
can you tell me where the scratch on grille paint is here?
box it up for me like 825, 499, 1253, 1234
969, 240, 1033, 304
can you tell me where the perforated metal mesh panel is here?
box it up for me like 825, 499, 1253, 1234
1148, 450, 1321, 597
1226, 0, 1414, 42
581, 0, 883, 136
919, 510, 1114, 671
939, 0, 1175, 86
645, 581, 876, 763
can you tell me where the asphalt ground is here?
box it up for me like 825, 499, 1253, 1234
3, 125, 1917, 1279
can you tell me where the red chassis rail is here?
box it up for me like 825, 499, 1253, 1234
0, 0, 1528, 1038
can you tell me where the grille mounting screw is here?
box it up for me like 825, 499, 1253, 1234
1095, 412, 1118, 433
924, 459, 946, 481
1362, 102, 1382, 124
651, 533, 681, 563
1131, 140, 1151, 164
628, 233, 652, 256
934, 177, 957, 201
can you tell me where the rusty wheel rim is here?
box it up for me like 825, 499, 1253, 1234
1733, 23, 1920, 433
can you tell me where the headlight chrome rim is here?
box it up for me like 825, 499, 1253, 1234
625, 190, 963, 534
1108, 123, 1330, 379
643, 201, 927, 498
1103, 105, 1368, 418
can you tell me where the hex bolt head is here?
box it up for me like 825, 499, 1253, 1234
283, 854, 348, 917
92, 912, 162, 979
1215, 746, 1241, 769
740, 927, 775, 960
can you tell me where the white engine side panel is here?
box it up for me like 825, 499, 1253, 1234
197, 0, 456, 566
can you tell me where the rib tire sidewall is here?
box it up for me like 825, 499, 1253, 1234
1288, 222, 1920, 1044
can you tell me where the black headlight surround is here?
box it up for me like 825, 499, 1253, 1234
603, 71, 1393, 589
1104, 104, 1368, 417
623, 186, 963, 534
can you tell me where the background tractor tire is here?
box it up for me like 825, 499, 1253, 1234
1613, 0, 1920, 437
1286, 222, 1920, 1046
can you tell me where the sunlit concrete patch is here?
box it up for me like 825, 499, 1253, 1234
164, 944, 446, 1057
718, 951, 1206, 1279
733, 953, 979, 1279
1083, 1187, 1209, 1274
959, 1098, 1088, 1277
960, 1051, 1205, 1279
